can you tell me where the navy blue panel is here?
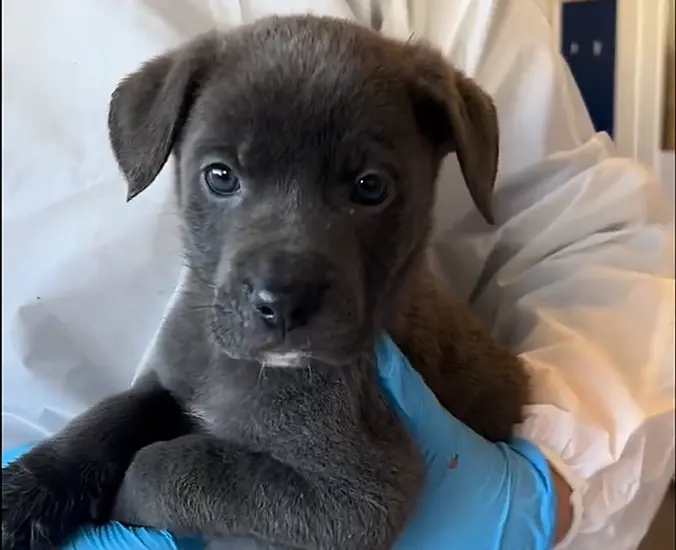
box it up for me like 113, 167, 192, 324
561, 0, 617, 138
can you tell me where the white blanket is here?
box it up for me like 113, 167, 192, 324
2, 1, 674, 549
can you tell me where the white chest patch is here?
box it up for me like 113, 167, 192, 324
261, 352, 306, 368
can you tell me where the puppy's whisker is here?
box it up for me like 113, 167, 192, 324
257, 364, 268, 386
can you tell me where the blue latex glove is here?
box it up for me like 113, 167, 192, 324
375, 334, 558, 550
1, 446, 203, 550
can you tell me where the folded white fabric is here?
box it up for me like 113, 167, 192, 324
2, 1, 674, 549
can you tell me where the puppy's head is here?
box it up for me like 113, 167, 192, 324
108, 15, 499, 367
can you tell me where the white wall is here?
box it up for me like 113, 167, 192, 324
546, 0, 674, 197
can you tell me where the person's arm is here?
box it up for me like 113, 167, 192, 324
551, 464, 573, 544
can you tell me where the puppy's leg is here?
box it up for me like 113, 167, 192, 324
1, 372, 188, 550
392, 270, 530, 442
430, 300, 530, 442
111, 434, 409, 550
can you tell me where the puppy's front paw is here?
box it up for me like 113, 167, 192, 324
2, 458, 66, 550
2, 451, 115, 550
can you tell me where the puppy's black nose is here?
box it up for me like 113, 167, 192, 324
251, 282, 326, 335
244, 252, 331, 336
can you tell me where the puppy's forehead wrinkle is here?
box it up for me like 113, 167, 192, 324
186, 21, 422, 181
191, 81, 412, 186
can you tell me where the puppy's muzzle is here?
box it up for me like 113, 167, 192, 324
240, 251, 332, 337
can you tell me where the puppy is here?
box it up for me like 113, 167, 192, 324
2, 15, 529, 550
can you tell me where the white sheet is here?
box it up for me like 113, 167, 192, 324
2, 1, 674, 549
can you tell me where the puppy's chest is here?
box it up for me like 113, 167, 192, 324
186, 373, 348, 451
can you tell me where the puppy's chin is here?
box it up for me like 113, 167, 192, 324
209, 304, 376, 367
221, 346, 371, 368
212, 332, 374, 369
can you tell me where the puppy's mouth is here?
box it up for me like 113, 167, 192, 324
208, 286, 372, 367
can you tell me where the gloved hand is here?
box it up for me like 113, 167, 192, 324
375, 334, 558, 550
1, 446, 203, 550
47, 524, 186, 550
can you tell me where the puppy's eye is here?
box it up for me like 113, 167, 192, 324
350, 173, 388, 206
203, 163, 241, 196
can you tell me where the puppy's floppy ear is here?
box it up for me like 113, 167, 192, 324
108, 34, 217, 201
406, 44, 499, 224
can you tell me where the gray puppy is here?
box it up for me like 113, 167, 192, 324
2, 15, 529, 550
